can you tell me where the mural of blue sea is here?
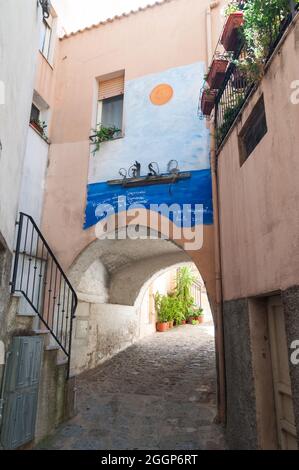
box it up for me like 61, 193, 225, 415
84, 169, 213, 229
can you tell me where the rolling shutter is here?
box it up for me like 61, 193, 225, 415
98, 76, 124, 101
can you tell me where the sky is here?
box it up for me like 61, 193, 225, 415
52, 0, 161, 33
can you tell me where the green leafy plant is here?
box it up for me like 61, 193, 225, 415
225, 0, 240, 16
192, 319, 199, 325
230, 0, 292, 81
90, 123, 121, 154
31, 119, 48, 138
175, 266, 196, 320
216, 95, 245, 143
194, 307, 204, 317
154, 292, 186, 324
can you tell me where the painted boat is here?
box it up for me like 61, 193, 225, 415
107, 171, 191, 188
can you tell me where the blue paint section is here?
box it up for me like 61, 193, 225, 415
84, 169, 213, 229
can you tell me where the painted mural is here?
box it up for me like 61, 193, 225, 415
84, 62, 213, 229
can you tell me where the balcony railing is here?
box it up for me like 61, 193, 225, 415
214, 1, 298, 149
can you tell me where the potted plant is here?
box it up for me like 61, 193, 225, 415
206, 59, 229, 89
154, 293, 169, 332
201, 89, 217, 116
90, 123, 121, 154
172, 297, 185, 326
186, 307, 195, 324
30, 119, 48, 137
221, 11, 244, 52
175, 266, 196, 319
193, 307, 204, 324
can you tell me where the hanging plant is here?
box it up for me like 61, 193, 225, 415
221, 11, 244, 52
90, 123, 121, 154
206, 58, 229, 89
223, 0, 293, 85
201, 88, 217, 116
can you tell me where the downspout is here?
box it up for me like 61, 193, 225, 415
206, 0, 227, 424
206, 1, 220, 64
210, 121, 226, 424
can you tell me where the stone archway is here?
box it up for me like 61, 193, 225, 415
65, 223, 223, 419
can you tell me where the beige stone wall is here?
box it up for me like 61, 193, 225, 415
71, 301, 139, 375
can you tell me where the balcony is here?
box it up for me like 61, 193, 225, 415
200, 0, 299, 149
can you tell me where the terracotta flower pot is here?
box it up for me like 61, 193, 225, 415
206, 59, 229, 90
197, 315, 204, 324
156, 322, 169, 332
168, 320, 174, 329
221, 12, 244, 52
181, 320, 186, 325
201, 89, 217, 116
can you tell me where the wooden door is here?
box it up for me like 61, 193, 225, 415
0, 336, 43, 449
268, 296, 297, 450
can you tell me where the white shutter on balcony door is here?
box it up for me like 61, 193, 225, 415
98, 76, 124, 101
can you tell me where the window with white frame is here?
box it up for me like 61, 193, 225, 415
39, 13, 53, 61
97, 75, 124, 135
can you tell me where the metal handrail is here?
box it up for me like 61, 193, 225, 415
10, 212, 78, 378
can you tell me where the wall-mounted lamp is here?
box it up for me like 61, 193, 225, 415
39, 0, 51, 19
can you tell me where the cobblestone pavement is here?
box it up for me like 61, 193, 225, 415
38, 323, 226, 450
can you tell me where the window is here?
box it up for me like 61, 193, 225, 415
97, 75, 124, 136
239, 96, 268, 165
39, 14, 53, 60
101, 95, 123, 131
30, 103, 40, 124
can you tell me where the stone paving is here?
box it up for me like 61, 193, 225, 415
37, 323, 226, 450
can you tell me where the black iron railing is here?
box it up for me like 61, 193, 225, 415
215, 0, 299, 149
10, 213, 77, 377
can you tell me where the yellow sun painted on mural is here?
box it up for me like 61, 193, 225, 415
150, 84, 174, 105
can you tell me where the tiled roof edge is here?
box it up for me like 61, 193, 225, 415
61, 0, 175, 40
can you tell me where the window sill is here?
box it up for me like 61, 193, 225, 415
29, 123, 50, 145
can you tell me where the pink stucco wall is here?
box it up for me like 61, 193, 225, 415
217, 17, 299, 301
41, 0, 225, 286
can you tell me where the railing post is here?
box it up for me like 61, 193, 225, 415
67, 296, 76, 379
10, 213, 23, 294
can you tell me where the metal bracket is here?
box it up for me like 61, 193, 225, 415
38, 0, 51, 19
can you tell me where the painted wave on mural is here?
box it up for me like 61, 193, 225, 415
84, 169, 213, 229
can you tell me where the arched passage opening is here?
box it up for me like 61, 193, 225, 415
63, 221, 225, 427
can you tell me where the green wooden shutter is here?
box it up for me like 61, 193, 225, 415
0, 336, 43, 449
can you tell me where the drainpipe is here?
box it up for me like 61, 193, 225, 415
206, 0, 226, 424
210, 121, 226, 425
206, 1, 220, 64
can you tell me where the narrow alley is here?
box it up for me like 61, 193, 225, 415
1, 0, 299, 456
37, 324, 226, 450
